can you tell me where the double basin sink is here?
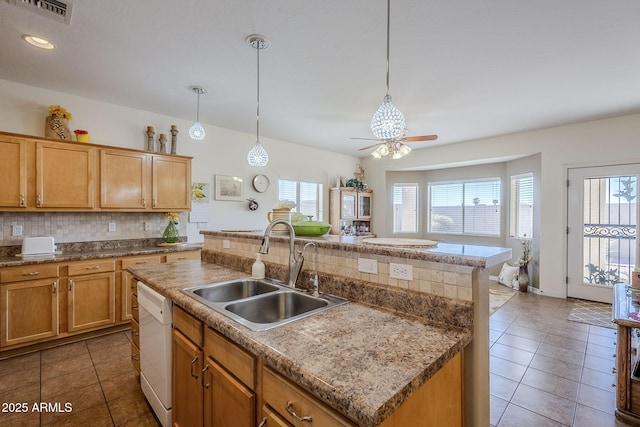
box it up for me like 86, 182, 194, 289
182, 277, 348, 331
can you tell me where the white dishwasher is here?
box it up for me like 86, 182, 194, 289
137, 281, 172, 427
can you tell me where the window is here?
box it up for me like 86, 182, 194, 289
278, 179, 323, 220
428, 178, 501, 236
393, 183, 418, 233
510, 173, 534, 238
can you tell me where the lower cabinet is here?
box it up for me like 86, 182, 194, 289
173, 328, 204, 426
204, 358, 255, 427
67, 259, 116, 332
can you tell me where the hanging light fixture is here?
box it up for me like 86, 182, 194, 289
246, 35, 270, 167
370, 0, 405, 140
188, 86, 206, 140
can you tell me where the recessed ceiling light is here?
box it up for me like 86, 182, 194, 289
22, 34, 55, 50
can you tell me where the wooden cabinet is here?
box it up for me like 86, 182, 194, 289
121, 255, 162, 322
67, 259, 116, 332
262, 366, 355, 427
36, 141, 96, 209
0, 131, 192, 212
173, 311, 204, 427
130, 281, 141, 372
0, 136, 27, 208
152, 155, 191, 211
172, 308, 256, 427
100, 149, 150, 210
329, 188, 373, 235
0, 264, 60, 347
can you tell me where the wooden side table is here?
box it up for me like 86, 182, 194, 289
613, 283, 640, 426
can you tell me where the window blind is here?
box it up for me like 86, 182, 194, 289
393, 183, 418, 233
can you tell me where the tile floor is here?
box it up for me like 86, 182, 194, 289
490, 284, 631, 426
0, 331, 158, 427
0, 287, 633, 427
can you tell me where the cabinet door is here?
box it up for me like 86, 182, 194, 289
0, 279, 58, 347
204, 357, 255, 427
340, 191, 357, 219
36, 141, 95, 209
0, 138, 27, 208
100, 149, 150, 209
152, 155, 191, 210
358, 192, 372, 219
173, 329, 204, 427
67, 272, 115, 332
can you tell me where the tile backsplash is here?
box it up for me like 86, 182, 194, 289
0, 212, 187, 247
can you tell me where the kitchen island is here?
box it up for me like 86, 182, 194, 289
130, 231, 510, 426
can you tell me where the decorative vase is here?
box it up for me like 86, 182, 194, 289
267, 208, 291, 231
45, 115, 72, 140
162, 221, 179, 244
518, 265, 529, 292
76, 133, 90, 143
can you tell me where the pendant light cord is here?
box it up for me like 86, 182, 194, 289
385, 0, 391, 97
256, 39, 260, 142
196, 89, 201, 122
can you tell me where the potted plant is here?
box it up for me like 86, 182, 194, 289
45, 105, 72, 140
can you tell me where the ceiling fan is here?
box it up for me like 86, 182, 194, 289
352, 130, 438, 159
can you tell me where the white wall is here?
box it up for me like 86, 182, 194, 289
0, 79, 358, 242
363, 113, 640, 298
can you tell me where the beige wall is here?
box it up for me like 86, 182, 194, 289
362, 113, 640, 298
0, 79, 359, 243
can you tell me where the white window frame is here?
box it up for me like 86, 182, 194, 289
278, 178, 324, 221
509, 173, 534, 239
427, 177, 501, 236
393, 183, 419, 233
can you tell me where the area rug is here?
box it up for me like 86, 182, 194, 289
489, 288, 516, 315
567, 299, 615, 329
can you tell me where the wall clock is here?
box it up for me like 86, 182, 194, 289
252, 174, 270, 193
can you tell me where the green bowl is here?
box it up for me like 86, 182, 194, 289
292, 220, 332, 236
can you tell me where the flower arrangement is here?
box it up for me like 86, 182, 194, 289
73, 129, 88, 135
163, 212, 179, 223
48, 105, 72, 120
518, 235, 532, 267
273, 200, 296, 210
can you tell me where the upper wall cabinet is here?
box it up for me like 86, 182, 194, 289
0, 131, 192, 212
100, 149, 150, 210
0, 136, 27, 208
36, 141, 95, 209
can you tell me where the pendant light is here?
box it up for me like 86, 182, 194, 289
246, 35, 270, 167
370, 0, 405, 140
188, 86, 206, 140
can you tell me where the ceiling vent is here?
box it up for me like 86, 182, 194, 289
9, 0, 73, 25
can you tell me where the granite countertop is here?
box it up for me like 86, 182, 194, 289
129, 259, 472, 426
202, 230, 511, 268
0, 241, 203, 268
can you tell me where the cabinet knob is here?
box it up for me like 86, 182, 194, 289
258, 418, 267, 427
20, 194, 25, 206
37, 194, 42, 207
190, 356, 199, 379
201, 365, 210, 389
52, 281, 57, 294
68, 279, 74, 291
131, 355, 139, 361
612, 367, 618, 374
142, 198, 147, 208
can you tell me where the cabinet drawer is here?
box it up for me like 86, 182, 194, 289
263, 367, 355, 427
164, 250, 200, 263
131, 293, 139, 322
1, 264, 59, 283
204, 327, 255, 390
121, 255, 162, 270
68, 259, 115, 276
173, 305, 203, 347
261, 405, 293, 427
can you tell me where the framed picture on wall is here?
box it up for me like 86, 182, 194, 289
214, 175, 244, 201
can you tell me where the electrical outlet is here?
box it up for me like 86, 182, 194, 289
144, 222, 152, 231
108, 222, 116, 232
223, 240, 231, 249
390, 263, 413, 280
11, 225, 23, 236
358, 258, 378, 274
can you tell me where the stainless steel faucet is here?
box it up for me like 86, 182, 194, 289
259, 219, 299, 288
297, 242, 319, 297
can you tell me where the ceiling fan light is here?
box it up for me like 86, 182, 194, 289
247, 141, 269, 167
371, 149, 383, 159
392, 143, 411, 159
370, 94, 406, 139
188, 122, 205, 140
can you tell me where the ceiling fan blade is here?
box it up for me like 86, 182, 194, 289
350, 137, 380, 141
358, 143, 383, 151
402, 135, 438, 142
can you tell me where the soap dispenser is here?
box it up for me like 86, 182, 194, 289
252, 253, 265, 279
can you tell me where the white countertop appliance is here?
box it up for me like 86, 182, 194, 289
137, 281, 172, 427
20, 236, 56, 256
